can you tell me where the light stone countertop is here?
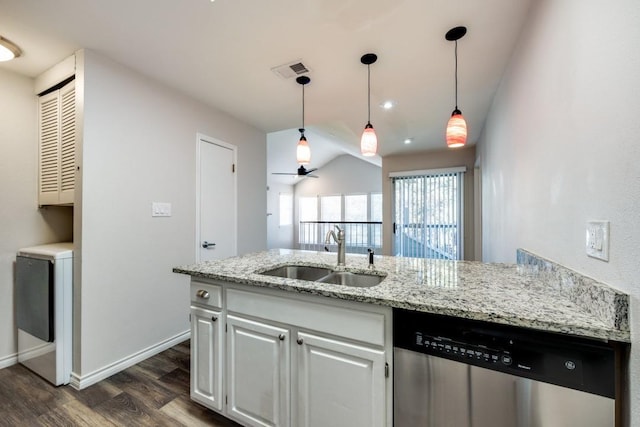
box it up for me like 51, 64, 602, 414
174, 249, 630, 342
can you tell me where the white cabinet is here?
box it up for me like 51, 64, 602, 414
296, 331, 386, 427
226, 315, 290, 427
190, 306, 224, 411
190, 282, 224, 411
38, 79, 76, 206
188, 280, 392, 427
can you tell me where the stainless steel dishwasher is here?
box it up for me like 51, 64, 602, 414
393, 308, 621, 427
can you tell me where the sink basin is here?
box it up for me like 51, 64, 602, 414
317, 271, 385, 287
259, 265, 332, 281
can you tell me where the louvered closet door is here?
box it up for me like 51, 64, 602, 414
38, 80, 76, 205
58, 80, 75, 204
39, 90, 61, 205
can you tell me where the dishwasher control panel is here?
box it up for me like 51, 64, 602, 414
394, 308, 616, 398
415, 332, 513, 366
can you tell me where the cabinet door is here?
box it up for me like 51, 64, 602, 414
190, 306, 224, 411
39, 90, 61, 205
296, 332, 386, 427
38, 79, 75, 206
58, 80, 76, 205
226, 314, 290, 427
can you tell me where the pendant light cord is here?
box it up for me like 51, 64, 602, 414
301, 83, 305, 130
454, 40, 459, 110
367, 64, 371, 123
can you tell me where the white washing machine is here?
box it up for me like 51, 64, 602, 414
16, 242, 73, 385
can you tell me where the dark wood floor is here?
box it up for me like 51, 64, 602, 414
0, 340, 241, 426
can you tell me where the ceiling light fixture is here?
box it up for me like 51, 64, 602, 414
360, 53, 378, 157
404, 138, 412, 145
381, 100, 395, 110
295, 75, 311, 165
0, 36, 22, 62
445, 26, 468, 148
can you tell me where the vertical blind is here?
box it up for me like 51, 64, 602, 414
392, 168, 464, 260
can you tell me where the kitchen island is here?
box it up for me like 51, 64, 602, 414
174, 248, 629, 342
173, 248, 629, 427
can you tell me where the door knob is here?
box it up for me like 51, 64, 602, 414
202, 241, 216, 249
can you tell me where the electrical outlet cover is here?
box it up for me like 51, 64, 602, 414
586, 221, 609, 261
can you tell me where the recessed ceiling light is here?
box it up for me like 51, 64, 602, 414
0, 36, 21, 62
404, 138, 412, 144
380, 100, 395, 110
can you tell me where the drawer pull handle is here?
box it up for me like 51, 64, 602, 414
296, 338, 303, 345
211, 315, 218, 322
279, 334, 285, 341
196, 290, 210, 299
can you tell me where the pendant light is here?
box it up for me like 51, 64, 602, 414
360, 53, 378, 157
296, 76, 311, 165
445, 26, 467, 148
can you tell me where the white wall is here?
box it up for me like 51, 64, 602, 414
0, 69, 73, 368
477, 1, 640, 424
75, 50, 266, 379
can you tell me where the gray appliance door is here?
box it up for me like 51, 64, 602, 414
394, 348, 614, 427
16, 256, 54, 342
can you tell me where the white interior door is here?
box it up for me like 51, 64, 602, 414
197, 134, 237, 261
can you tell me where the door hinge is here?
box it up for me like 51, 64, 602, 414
385, 362, 389, 378
232, 163, 235, 173
225, 395, 228, 405
225, 323, 228, 333
189, 313, 191, 322
393, 222, 396, 234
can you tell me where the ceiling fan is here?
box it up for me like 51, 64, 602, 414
272, 165, 319, 178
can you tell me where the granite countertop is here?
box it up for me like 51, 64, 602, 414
174, 249, 630, 343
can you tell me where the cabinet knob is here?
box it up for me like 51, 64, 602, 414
296, 338, 304, 345
196, 290, 210, 299
211, 315, 218, 322
279, 334, 285, 341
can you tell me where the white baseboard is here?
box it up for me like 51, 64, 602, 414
69, 330, 190, 390
0, 352, 18, 369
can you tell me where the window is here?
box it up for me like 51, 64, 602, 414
297, 193, 383, 253
345, 194, 368, 247
320, 195, 341, 221
370, 193, 382, 222
392, 168, 465, 260
299, 196, 318, 244
345, 194, 367, 221
278, 193, 293, 226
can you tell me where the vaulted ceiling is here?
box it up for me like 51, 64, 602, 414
1, 0, 532, 175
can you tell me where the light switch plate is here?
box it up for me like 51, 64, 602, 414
586, 221, 609, 261
152, 202, 172, 217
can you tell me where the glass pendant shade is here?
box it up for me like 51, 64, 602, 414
296, 135, 311, 164
446, 110, 467, 148
360, 123, 378, 157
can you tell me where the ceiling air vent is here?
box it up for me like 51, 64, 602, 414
271, 60, 310, 79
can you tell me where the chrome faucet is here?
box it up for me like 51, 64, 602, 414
325, 225, 345, 266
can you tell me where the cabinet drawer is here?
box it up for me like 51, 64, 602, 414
190, 281, 222, 308
227, 288, 386, 347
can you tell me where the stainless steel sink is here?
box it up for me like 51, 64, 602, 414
258, 265, 385, 288
317, 271, 385, 287
259, 265, 332, 281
